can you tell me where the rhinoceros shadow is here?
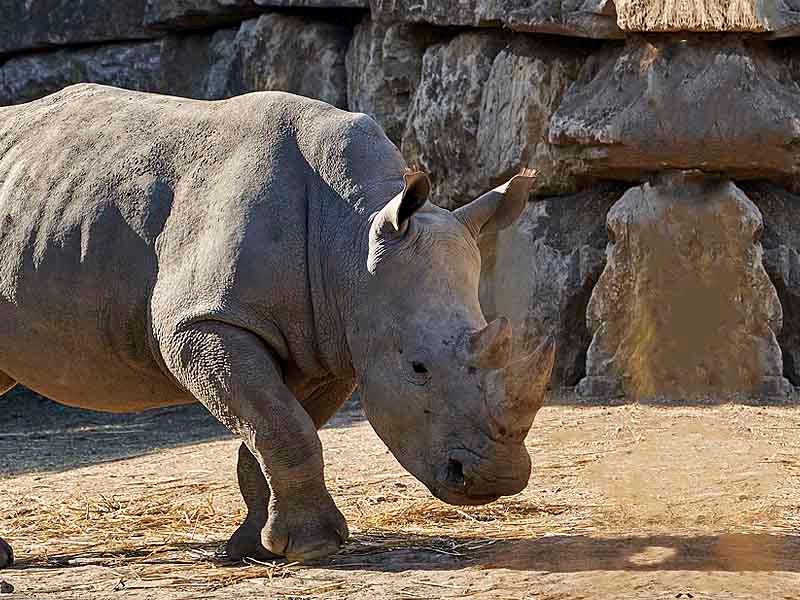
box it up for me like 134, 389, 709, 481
0, 387, 365, 477
325, 531, 800, 573
14, 531, 798, 574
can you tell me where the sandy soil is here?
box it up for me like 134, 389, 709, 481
0, 394, 799, 599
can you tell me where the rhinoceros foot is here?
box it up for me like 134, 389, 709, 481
0, 538, 13, 569
264, 494, 349, 562
215, 521, 279, 564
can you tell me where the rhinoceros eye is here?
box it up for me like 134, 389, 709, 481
405, 352, 431, 386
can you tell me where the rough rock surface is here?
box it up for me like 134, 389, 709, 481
762, 0, 800, 36
346, 19, 439, 144
160, 30, 239, 98
0, 42, 164, 106
401, 33, 507, 209
0, 32, 239, 106
143, 0, 260, 30
402, 33, 589, 209
0, 1, 155, 56
205, 13, 351, 107
479, 187, 622, 389
370, 0, 624, 38
506, 0, 623, 38
743, 182, 800, 386
578, 173, 791, 401
144, 0, 368, 30
256, 0, 368, 6
550, 37, 800, 185
0, 13, 350, 108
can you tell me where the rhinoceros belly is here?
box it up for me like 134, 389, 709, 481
0, 186, 193, 413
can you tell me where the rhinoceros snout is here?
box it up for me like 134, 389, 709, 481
432, 446, 530, 506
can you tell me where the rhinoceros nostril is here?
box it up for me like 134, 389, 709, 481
446, 459, 465, 488
412, 361, 428, 374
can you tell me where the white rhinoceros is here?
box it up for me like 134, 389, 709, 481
0, 84, 554, 563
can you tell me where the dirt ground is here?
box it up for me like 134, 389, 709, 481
1, 393, 799, 600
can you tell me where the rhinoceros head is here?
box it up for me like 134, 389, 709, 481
351, 169, 555, 506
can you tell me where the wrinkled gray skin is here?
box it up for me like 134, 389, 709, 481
0, 84, 554, 565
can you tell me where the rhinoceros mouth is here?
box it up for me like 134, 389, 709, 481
428, 483, 501, 506
429, 459, 502, 506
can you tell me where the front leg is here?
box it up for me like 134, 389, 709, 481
161, 321, 348, 561
221, 376, 357, 562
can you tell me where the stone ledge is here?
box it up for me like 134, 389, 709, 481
145, 0, 368, 31
0, 1, 156, 57
143, 0, 262, 30
549, 36, 800, 184
370, 0, 800, 37
369, 0, 625, 39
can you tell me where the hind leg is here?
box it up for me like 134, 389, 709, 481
218, 442, 275, 562
0, 370, 17, 568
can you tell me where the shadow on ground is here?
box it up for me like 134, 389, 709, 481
329, 532, 800, 573
545, 388, 800, 407
10, 532, 800, 575
0, 387, 365, 477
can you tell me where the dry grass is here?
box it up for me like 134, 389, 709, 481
1, 480, 589, 593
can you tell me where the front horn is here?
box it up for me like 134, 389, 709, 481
459, 317, 513, 370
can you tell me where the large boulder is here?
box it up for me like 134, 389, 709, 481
0, 31, 237, 106
762, 0, 800, 37
578, 172, 790, 402
144, 0, 260, 30
0, 42, 163, 106
161, 29, 240, 98
0, 1, 155, 56
402, 32, 507, 209
346, 18, 440, 144
255, 0, 367, 6
144, 0, 368, 30
0, 13, 350, 109
369, 0, 623, 38
479, 187, 622, 389
402, 33, 589, 209
205, 13, 352, 107
550, 36, 800, 186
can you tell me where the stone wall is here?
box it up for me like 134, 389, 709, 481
3, 0, 800, 399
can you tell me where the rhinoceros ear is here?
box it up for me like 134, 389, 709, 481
378, 171, 431, 234
454, 169, 537, 238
